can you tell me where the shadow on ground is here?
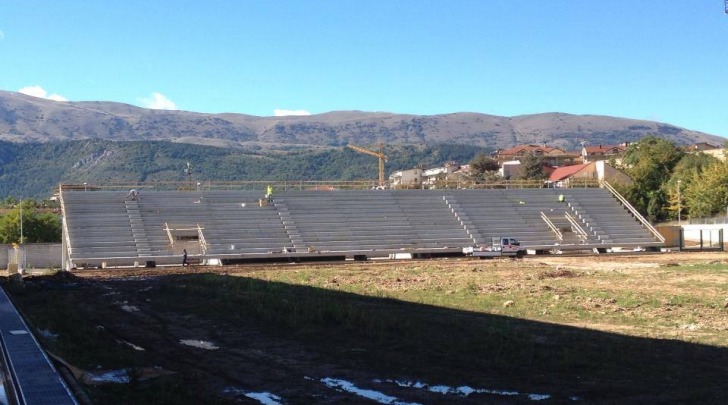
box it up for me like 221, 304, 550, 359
6, 271, 728, 405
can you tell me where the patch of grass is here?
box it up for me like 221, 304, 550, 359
5, 257, 728, 403
537, 268, 579, 279
234, 260, 728, 347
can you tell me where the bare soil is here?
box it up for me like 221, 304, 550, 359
7, 251, 728, 405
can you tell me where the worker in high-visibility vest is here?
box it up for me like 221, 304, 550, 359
558, 194, 565, 202
266, 185, 273, 202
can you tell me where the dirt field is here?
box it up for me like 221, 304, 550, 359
6, 251, 728, 405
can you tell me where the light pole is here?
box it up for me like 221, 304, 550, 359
19, 199, 23, 244
677, 180, 682, 225
185, 162, 192, 187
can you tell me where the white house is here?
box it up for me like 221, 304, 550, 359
389, 168, 425, 188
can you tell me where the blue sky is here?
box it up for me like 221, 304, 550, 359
1, 1, 727, 137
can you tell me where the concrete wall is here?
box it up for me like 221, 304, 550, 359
656, 224, 725, 250
681, 224, 724, 250
597, 161, 632, 185
655, 225, 681, 248
1, 243, 62, 270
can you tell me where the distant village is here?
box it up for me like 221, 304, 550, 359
389, 142, 725, 189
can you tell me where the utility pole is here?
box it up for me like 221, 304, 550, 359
185, 162, 193, 187
19, 199, 23, 244
677, 180, 681, 225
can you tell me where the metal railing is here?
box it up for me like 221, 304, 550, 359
689, 216, 728, 225
601, 181, 665, 243
58, 189, 74, 269
565, 212, 589, 243
197, 224, 208, 255
541, 212, 563, 241
60, 180, 388, 192
60, 178, 606, 193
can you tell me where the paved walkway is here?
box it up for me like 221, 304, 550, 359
0, 285, 77, 404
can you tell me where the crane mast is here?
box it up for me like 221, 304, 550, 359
347, 142, 388, 187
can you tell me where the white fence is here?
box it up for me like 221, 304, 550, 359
680, 225, 724, 250
1, 244, 62, 270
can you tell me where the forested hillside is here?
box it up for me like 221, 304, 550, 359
2, 90, 726, 200
0, 140, 487, 198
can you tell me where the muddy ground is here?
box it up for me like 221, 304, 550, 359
7, 251, 728, 405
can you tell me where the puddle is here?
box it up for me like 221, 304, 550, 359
179, 339, 219, 350
321, 378, 421, 405
38, 329, 60, 340
81, 367, 175, 385
118, 338, 145, 351
378, 379, 553, 401
529, 394, 551, 400
222, 387, 283, 405
85, 369, 131, 384
8, 330, 28, 335
120, 304, 139, 312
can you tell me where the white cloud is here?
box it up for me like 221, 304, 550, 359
0, 30, 4, 41
139, 92, 177, 110
18, 85, 68, 101
274, 109, 311, 117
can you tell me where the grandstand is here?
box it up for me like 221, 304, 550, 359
59, 184, 664, 269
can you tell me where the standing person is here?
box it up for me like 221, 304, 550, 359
182, 249, 188, 266
265, 184, 273, 203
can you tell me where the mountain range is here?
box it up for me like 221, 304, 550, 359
0, 90, 725, 198
1, 90, 723, 151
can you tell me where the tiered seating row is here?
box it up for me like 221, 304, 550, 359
443, 189, 567, 247
61, 187, 662, 265
562, 188, 659, 245
131, 191, 292, 255
63, 191, 139, 258
274, 190, 473, 252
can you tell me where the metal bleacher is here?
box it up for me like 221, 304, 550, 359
563, 188, 661, 246
274, 190, 473, 254
60, 186, 664, 268
134, 190, 292, 256
444, 189, 565, 248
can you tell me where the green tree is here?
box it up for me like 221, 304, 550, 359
682, 160, 728, 219
0, 201, 61, 243
1, 196, 18, 208
517, 154, 547, 180
469, 153, 499, 181
621, 136, 684, 222
663, 153, 719, 220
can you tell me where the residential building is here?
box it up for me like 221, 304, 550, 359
579, 144, 628, 163
685, 142, 725, 161
495, 144, 579, 166
389, 168, 425, 188
422, 162, 461, 186
548, 161, 631, 188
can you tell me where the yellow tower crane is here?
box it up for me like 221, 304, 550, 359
347, 142, 388, 188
